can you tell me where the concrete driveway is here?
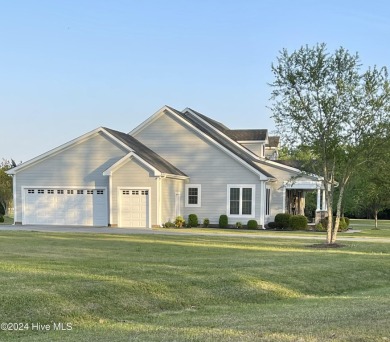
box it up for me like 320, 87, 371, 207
0, 224, 389, 243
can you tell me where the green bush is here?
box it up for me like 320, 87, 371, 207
0, 216, 4, 223
188, 214, 199, 227
321, 216, 349, 232
275, 213, 291, 229
203, 218, 210, 228
289, 215, 308, 230
339, 217, 348, 232
314, 222, 326, 231
163, 221, 175, 228
266, 222, 278, 229
235, 222, 242, 229
219, 215, 228, 228
247, 219, 258, 230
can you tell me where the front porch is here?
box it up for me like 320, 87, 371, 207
284, 181, 327, 223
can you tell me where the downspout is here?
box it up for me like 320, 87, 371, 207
157, 175, 166, 227
259, 180, 266, 227
108, 173, 113, 227
12, 175, 17, 224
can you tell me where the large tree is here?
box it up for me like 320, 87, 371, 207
269, 43, 390, 244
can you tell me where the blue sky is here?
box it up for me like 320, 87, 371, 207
2, 0, 390, 163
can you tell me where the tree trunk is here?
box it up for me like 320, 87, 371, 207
331, 184, 345, 244
374, 209, 378, 229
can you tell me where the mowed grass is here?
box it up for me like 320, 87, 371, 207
0, 232, 389, 341
349, 219, 390, 238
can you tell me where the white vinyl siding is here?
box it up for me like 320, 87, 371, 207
111, 158, 157, 228
14, 132, 127, 225
133, 111, 262, 224
161, 178, 185, 224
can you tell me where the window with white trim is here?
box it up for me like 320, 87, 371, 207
227, 185, 255, 217
185, 184, 201, 207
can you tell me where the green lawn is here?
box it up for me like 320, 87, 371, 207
349, 219, 390, 238
0, 231, 389, 341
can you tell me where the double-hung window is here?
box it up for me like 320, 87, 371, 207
227, 185, 255, 217
185, 184, 201, 207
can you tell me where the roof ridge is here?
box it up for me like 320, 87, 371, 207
103, 127, 187, 177
176, 108, 275, 179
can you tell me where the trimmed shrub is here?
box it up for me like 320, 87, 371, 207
339, 217, 348, 232
266, 221, 278, 229
321, 216, 350, 232
203, 218, 210, 228
219, 215, 228, 228
247, 219, 258, 230
164, 221, 175, 228
188, 214, 199, 227
0, 216, 4, 223
235, 222, 242, 229
314, 222, 326, 232
275, 213, 291, 229
289, 215, 308, 230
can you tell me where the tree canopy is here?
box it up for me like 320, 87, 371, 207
269, 43, 390, 244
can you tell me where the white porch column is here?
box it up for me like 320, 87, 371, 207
316, 188, 321, 211
322, 189, 326, 211
282, 183, 286, 213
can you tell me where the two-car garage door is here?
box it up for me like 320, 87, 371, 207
23, 188, 107, 226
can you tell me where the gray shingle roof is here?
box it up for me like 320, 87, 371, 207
165, 107, 275, 179
104, 127, 188, 177
225, 129, 268, 141
267, 136, 280, 148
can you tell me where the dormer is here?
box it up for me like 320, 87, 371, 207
225, 129, 268, 158
265, 136, 280, 160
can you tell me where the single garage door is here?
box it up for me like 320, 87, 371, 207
119, 189, 149, 227
23, 188, 107, 226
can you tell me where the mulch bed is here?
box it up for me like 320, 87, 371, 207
306, 243, 346, 249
